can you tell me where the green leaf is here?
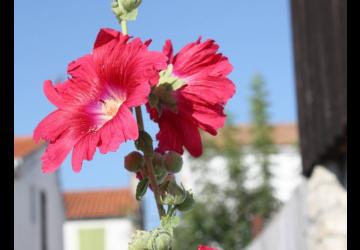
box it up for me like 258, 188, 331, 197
136, 178, 149, 201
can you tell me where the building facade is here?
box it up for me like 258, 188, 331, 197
14, 137, 65, 250
63, 188, 143, 250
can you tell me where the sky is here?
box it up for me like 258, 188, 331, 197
15, 0, 296, 230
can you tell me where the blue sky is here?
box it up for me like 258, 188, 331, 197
15, 0, 296, 230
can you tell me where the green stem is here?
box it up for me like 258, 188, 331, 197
121, 20, 128, 35
121, 19, 165, 218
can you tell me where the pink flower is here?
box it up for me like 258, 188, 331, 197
34, 28, 166, 173
198, 245, 218, 250
148, 38, 235, 157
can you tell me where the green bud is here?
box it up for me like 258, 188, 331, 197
176, 191, 195, 212
128, 230, 151, 250
111, 1, 125, 16
163, 151, 183, 173
160, 181, 186, 205
124, 151, 144, 172
120, 0, 142, 12
152, 152, 164, 168
148, 229, 172, 250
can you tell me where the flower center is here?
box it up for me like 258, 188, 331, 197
100, 98, 123, 120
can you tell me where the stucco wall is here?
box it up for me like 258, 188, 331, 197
181, 144, 302, 203
14, 148, 65, 250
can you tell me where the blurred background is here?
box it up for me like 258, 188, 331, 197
14, 1, 347, 250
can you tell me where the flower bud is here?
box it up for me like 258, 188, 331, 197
111, 1, 125, 17
120, 0, 142, 12
176, 191, 195, 212
128, 230, 151, 250
160, 181, 186, 205
152, 152, 164, 168
163, 151, 183, 173
124, 151, 144, 172
148, 229, 172, 250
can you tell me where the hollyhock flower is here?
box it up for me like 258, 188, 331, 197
34, 28, 166, 173
147, 38, 235, 157
198, 245, 218, 250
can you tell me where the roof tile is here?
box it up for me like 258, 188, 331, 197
63, 189, 139, 220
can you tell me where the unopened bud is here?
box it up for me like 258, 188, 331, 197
176, 191, 195, 212
148, 230, 172, 250
121, 0, 142, 12
124, 151, 144, 172
128, 230, 151, 250
160, 181, 186, 205
163, 151, 183, 173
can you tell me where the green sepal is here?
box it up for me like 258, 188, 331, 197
135, 131, 154, 156
175, 190, 195, 212
158, 64, 185, 91
136, 177, 149, 201
160, 181, 187, 205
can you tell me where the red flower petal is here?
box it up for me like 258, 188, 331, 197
98, 106, 138, 154
35, 28, 166, 172
198, 245, 218, 250
156, 109, 202, 157
148, 38, 235, 157
162, 39, 174, 64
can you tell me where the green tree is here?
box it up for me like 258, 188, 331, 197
249, 73, 279, 221
173, 123, 254, 250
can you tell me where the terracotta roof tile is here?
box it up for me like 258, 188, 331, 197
14, 137, 44, 158
63, 189, 139, 220
203, 123, 298, 147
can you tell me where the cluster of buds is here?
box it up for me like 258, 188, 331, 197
124, 148, 194, 213
111, 0, 142, 22
125, 144, 194, 249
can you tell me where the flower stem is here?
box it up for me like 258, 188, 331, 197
121, 20, 165, 218
121, 20, 128, 35
135, 106, 145, 131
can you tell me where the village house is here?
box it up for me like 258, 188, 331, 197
63, 188, 143, 250
14, 137, 65, 250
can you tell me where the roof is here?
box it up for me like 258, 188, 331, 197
63, 188, 139, 220
14, 137, 44, 159
203, 123, 298, 147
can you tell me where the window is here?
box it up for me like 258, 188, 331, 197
79, 228, 105, 250
40, 191, 47, 250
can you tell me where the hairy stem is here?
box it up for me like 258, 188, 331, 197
121, 20, 165, 218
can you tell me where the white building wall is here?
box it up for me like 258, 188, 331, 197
180, 144, 302, 203
14, 148, 64, 250
63, 218, 136, 250
245, 180, 308, 250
